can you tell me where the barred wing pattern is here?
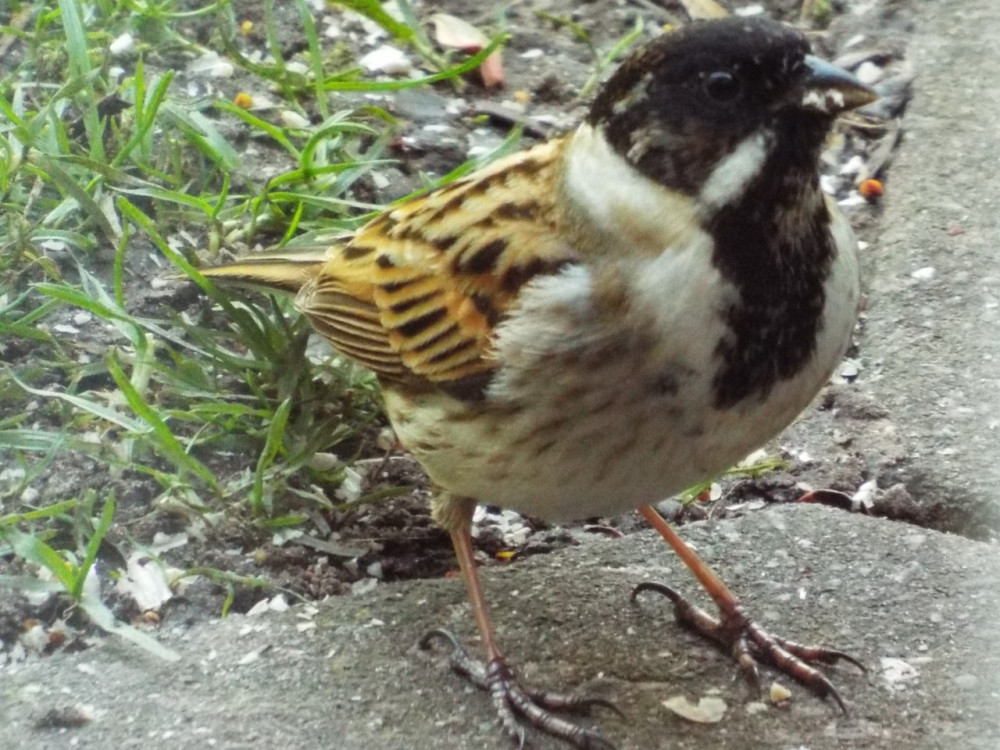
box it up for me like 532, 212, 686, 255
293, 138, 578, 391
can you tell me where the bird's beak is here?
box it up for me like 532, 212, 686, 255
799, 55, 878, 114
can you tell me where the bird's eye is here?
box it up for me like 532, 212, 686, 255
703, 71, 741, 103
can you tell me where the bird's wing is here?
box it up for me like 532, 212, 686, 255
296, 138, 579, 392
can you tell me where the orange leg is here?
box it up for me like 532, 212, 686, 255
421, 520, 618, 749
634, 505, 864, 711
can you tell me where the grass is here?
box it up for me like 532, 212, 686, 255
0, 0, 518, 653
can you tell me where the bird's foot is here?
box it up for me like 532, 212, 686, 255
420, 629, 619, 749
631, 582, 865, 712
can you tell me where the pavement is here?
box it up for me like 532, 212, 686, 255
3, 0, 1000, 748
857, 0, 1000, 538
2, 505, 999, 749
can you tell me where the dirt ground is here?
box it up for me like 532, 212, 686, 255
3, 0, 961, 665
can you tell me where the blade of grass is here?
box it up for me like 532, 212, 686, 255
322, 34, 507, 91
80, 595, 181, 661
334, 0, 416, 40
106, 352, 218, 488
0, 499, 80, 527
7, 370, 149, 434
160, 103, 241, 170
28, 154, 121, 242
57, 0, 105, 162
250, 396, 292, 515
213, 100, 301, 160
114, 64, 174, 168
0, 576, 66, 596
293, 0, 328, 119
71, 495, 115, 599
1, 527, 78, 592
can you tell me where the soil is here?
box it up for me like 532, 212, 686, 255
1, 0, 952, 667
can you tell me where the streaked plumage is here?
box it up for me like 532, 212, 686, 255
191, 16, 877, 748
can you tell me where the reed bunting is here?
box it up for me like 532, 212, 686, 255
187, 16, 876, 748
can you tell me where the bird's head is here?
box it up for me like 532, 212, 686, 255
587, 17, 876, 215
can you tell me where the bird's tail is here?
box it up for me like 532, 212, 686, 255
183, 246, 336, 296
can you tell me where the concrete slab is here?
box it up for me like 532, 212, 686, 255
2, 505, 998, 749
860, 0, 1000, 536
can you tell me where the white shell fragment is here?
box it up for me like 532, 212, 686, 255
334, 466, 364, 503
661, 695, 727, 723
852, 479, 879, 510
247, 595, 289, 616
188, 51, 235, 78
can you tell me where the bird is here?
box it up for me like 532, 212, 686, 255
185, 16, 876, 749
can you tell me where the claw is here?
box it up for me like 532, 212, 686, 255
419, 628, 620, 749
631, 580, 863, 713
630, 580, 683, 603
419, 628, 489, 687
419, 627, 461, 651
527, 690, 625, 720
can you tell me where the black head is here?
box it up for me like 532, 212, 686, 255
588, 17, 874, 198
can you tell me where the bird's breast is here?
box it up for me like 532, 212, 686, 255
385, 210, 859, 522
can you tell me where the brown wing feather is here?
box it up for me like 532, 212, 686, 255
293, 137, 579, 389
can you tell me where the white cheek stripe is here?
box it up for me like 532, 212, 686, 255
697, 132, 770, 213
562, 123, 702, 253
563, 123, 678, 234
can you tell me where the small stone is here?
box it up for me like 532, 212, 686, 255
308, 452, 340, 472
954, 673, 978, 690
838, 359, 860, 380
654, 498, 684, 522
188, 51, 234, 78
109, 32, 134, 56
280, 110, 310, 129
351, 577, 378, 596
359, 45, 412, 75
855, 61, 884, 85
881, 657, 919, 689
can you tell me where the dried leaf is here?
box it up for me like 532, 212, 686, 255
115, 553, 174, 611
430, 13, 488, 49
430, 13, 504, 88
677, 0, 730, 20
